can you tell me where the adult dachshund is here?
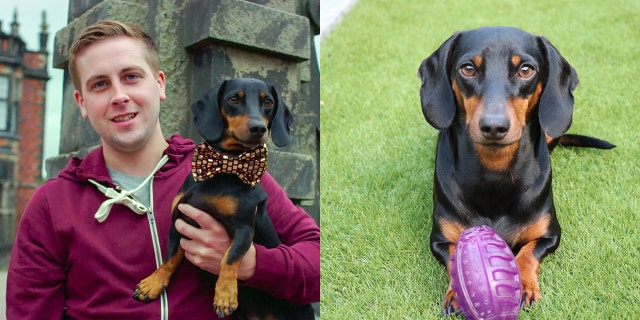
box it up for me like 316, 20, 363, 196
417, 26, 614, 316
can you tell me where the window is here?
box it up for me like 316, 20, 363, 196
0, 76, 9, 132
0, 160, 12, 209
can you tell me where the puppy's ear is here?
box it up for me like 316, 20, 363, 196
191, 80, 227, 144
537, 37, 578, 138
268, 84, 293, 147
417, 32, 460, 130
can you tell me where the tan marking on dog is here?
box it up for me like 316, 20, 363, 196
171, 193, 184, 214
473, 55, 483, 68
508, 214, 551, 307
214, 243, 241, 317
529, 83, 543, 113
205, 195, 238, 217
440, 219, 466, 312
472, 83, 543, 172
515, 214, 551, 245
474, 143, 521, 171
134, 246, 185, 300
219, 108, 250, 151
509, 82, 543, 127
440, 219, 467, 245
515, 241, 542, 307
545, 133, 555, 146
451, 80, 481, 125
511, 54, 522, 67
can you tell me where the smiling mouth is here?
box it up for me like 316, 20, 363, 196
113, 113, 137, 122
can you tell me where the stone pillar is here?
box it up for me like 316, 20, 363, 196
49, 0, 319, 222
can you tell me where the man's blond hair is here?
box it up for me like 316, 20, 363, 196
68, 20, 160, 91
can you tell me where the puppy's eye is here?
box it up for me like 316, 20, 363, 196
228, 97, 240, 105
460, 64, 476, 77
263, 100, 274, 109
518, 64, 535, 78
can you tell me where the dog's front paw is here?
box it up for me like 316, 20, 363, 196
214, 278, 239, 317
520, 280, 541, 309
133, 270, 170, 301
443, 288, 462, 317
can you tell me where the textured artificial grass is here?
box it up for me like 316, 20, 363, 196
320, 0, 640, 319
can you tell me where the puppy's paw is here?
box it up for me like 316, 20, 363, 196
213, 277, 239, 317
132, 270, 170, 301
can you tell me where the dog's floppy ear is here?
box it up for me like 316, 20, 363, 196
191, 80, 228, 144
268, 84, 293, 147
417, 32, 460, 130
537, 37, 579, 138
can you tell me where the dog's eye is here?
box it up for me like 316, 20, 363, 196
518, 65, 535, 78
263, 100, 274, 109
460, 64, 476, 77
228, 97, 240, 105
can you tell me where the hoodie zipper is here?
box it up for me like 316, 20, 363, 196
91, 155, 170, 318
146, 177, 169, 320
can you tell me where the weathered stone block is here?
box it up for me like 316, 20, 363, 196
183, 0, 310, 61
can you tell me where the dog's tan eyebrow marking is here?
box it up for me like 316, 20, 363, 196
237, 90, 245, 99
473, 55, 483, 67
260, 92, 267, 99
511, 55, 522, 66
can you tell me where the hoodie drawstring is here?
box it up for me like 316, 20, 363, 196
88, 155, 169, 223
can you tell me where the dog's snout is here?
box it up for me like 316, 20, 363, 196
479, 115, 510, 140
248, 121, 268, 136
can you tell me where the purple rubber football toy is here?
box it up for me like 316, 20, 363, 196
450, 225, 522, 320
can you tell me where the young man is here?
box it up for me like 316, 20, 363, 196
6, 20, 320, 319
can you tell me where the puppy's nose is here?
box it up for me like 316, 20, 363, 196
479, 115, 510, 140
249, 121, 268, 137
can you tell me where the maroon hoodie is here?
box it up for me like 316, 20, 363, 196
6, 134, 320, 319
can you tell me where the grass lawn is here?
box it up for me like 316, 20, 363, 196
319, 0, 640, 319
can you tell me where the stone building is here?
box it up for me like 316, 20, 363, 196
0, 11, 49, 256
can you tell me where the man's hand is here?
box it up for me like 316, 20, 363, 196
175, 203, 256, 280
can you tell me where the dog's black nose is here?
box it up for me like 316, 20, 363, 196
479, 115, 510, 140
249, 122, 268, 136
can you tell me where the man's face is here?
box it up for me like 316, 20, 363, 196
73, 36, 166, 154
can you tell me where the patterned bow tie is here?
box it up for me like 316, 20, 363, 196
192, 142, 268, 187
